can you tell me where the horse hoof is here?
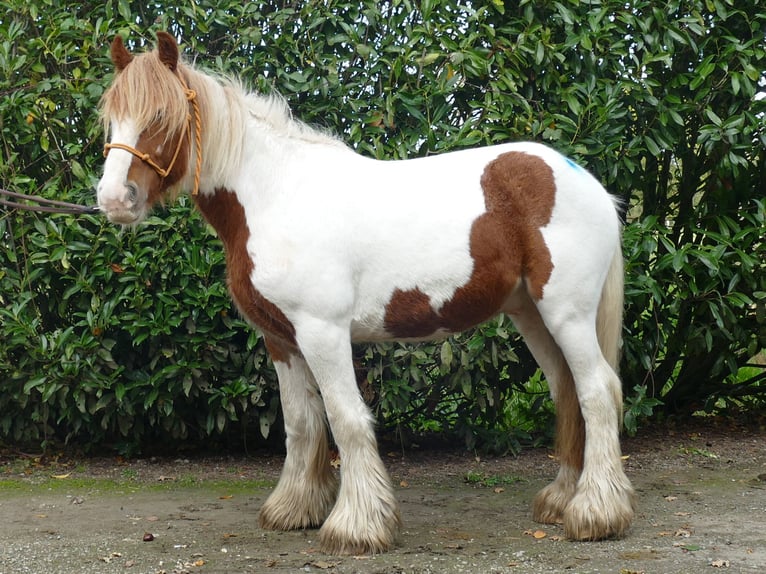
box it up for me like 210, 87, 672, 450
318, 506, 401, 555
562, 487, 636, 540
318, 525, 398, 555
532, 482, 574, 525
258, 479, 338, 531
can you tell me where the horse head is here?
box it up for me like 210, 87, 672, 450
97, 31, 199, 224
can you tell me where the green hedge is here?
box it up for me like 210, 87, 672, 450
0, 203, 279, 453
1, 0, 764, 453
622, 203, 766, 414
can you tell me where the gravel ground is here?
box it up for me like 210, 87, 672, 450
1, 419, 764, 573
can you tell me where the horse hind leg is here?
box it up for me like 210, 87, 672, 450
507, 297, 584, 525
534, 363, 584, 525
534, 303, 635, 540
558, 334, 634, 540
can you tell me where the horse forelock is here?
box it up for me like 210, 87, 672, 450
100, 49, 191, 142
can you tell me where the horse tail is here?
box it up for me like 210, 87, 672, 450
596, 239, 625, 422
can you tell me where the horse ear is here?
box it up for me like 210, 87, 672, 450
156, 31, 179, 72
110, 35, 133, 71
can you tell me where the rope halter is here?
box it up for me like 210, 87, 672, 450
103, 71, 203, 196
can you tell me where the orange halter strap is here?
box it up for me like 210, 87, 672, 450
103, 72, 202, 196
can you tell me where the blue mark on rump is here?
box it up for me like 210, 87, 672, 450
565, 157, 583, 171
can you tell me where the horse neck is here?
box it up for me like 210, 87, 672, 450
188, 67, 353, 201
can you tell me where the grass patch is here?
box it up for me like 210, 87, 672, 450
0, 475, 275, 496
677, 446, 719, 459
464, 470, 524, 487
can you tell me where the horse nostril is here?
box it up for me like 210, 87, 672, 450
126, 182, 139, 204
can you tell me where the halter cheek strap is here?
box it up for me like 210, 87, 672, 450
103, 72, 202, 196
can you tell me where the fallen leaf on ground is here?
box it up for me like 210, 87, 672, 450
219, 494, 233, 499
524, 529, 547, 539
51, 473, 70, 479
711, 559, 730, 568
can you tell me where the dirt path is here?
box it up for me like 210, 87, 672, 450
1, 422, 764, 573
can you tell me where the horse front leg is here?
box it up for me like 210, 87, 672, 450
258, 338, 338, 531
297, 321, 401, 555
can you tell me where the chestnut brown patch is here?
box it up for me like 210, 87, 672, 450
126, 127, 190, 208
384, 288, 441, 339
195, 188, 297, 354
475, 150, 556, 301
383, 151, 556, 338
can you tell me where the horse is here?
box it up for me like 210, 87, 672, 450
97, 31, 635, 555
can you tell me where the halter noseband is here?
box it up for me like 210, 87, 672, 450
103, 71, 202, 196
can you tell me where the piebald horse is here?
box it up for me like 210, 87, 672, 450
97, 31, 634, 555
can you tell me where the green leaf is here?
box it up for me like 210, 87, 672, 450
704, 108, 723, 126
440, 341, 453, 369
644, 136, 661, 156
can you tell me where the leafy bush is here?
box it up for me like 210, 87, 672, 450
1, 0, 764, 453
357, 316, 554, 454
0, 202, 278, 453
623, 202, 766, 414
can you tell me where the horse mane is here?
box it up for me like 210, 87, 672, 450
100, 42, 346, 186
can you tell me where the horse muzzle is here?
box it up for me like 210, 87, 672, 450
97, 180, 148, 225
